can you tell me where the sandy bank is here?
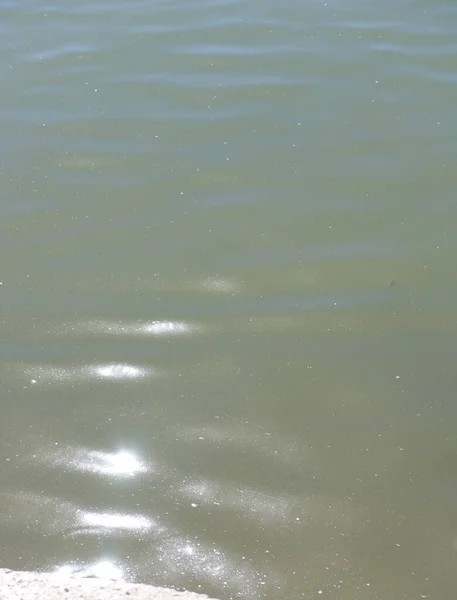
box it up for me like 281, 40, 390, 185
0, 569, 220, 600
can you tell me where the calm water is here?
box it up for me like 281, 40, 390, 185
1, 0, 457, 598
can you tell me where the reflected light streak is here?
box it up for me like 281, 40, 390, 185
78, 511, 154, 532
23, 363, 157, 385
43, 447, 150, 478
53, 560, 125, 581
90, 363, 147, 379
141, 321, 195, 336
63, 319, 199, 337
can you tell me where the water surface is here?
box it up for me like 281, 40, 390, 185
1, 0, 457, 598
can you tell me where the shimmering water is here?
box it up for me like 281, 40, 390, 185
1, 0, 457, 598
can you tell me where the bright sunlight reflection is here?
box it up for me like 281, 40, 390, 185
80, 511, 153, 532
53, 560, 124, 580
44, 448, 149, 478
80, 449, 148, 477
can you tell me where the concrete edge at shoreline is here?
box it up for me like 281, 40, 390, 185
0, 569, 221, 600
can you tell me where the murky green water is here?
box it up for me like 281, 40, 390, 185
1, 1, 457, 598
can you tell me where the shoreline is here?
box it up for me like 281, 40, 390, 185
0, 569, 220, 600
